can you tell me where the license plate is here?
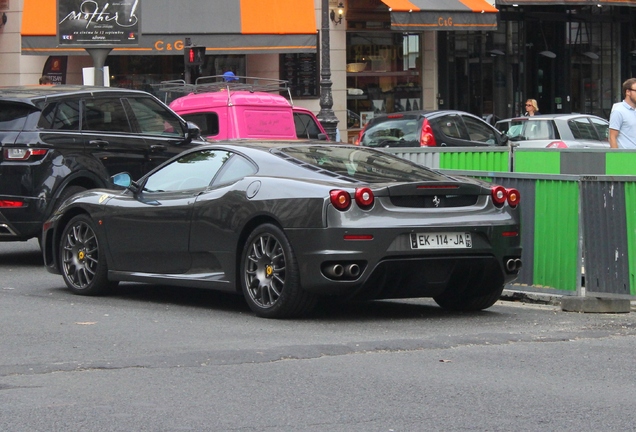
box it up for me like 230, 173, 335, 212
410, 232, 472, 249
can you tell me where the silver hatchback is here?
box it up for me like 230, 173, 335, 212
495, 114, 609, 148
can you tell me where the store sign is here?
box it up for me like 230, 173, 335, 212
42, 56, 68, 85
58, 0, 140, 46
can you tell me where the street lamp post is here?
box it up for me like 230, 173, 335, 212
317, 0, 339, 141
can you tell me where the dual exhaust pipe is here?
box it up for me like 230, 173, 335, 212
324, 263, 361, 280
505, 258, 522, 272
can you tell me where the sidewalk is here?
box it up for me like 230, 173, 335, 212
501, 287, 636, 312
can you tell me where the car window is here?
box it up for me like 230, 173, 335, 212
436, 115, 463, 139
143, 149, 235, 192
181, 113, 219, 137
0, 102, 37, 131
590, 117, 609, 141
506, 124, 523, 139
213, 154, 257, 186
522, 120, 554, 140
39, 100, 81, 131
495, 121, 510, 134
125, 97, 183, 137
462, 115, 498, 144
277, 145, 449, 183
569, 118, 599, 140
84, 97, 132, 132
294, 112, 322, 139
360, 118, 420, 147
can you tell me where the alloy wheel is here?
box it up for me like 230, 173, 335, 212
61, 220, 100, 290
244, 233, 286, 309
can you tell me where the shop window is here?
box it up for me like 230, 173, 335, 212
346, 32, 421, 136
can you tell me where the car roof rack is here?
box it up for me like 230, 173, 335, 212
153, 75, 294, 105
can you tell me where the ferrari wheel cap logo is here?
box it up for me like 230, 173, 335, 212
266, 265, 273, 277
78, 250, 85, 260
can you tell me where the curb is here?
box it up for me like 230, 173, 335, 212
501, 289, 562, 306
501, 288, 636, 312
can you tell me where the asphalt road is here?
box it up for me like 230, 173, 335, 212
2, 239, 636, 431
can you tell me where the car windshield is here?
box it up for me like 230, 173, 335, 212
505, 119, 556, 141
360, 118, 421, 147
276, 145, 449, 183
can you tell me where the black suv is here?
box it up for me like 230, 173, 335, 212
0, 85, 203, 242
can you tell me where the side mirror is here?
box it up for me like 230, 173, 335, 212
185, 121, 202, 142
111, 172, 132, 188
500, 133, 509, 145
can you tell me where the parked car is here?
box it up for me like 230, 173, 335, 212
42, 141, 522, 319
165, 75, 327, 141
355, 110, 509, 148
0, 85, 204, 243
495, 114, 610, 148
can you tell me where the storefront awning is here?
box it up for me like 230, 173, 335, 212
21, 0, 317, 56
496, 0, 636, 4
380, 0, 498, 31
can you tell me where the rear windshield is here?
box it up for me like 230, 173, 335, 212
506, 119, 556, 141
360, 118, 421, 147
0, 102, 38, 131
276, 145, 448, 183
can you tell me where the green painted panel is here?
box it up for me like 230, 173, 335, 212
533, 179, 579, 291
439, 151, 509, 172
625, 183, 636, 295
606, 153, 636, 175
514, 151, 560, 174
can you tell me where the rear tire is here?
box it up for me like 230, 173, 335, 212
240, 223, 316, 318
59, 214, 117, 295
433, 284, 505, 312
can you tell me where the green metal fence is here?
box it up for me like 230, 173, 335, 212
386, 147, 636, 299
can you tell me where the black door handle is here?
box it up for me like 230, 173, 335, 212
150, 144, 167, 152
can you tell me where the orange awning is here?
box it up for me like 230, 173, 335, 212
22, 0, 317, 55
380, 0, 498, 31
21, 0, 56, 36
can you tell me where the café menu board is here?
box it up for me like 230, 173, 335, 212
58, 0, 140, 46
280, 53, 318, 98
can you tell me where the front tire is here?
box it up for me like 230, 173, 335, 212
60, 214, 117, 295
240, 224, 316, 318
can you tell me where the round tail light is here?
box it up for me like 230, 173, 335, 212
491, 185, 507, 207
355, 187, 374, 209
330, 190, 351, 211
506, 188, 520, 208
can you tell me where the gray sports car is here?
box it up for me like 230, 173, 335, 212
42, 141, 522, 318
